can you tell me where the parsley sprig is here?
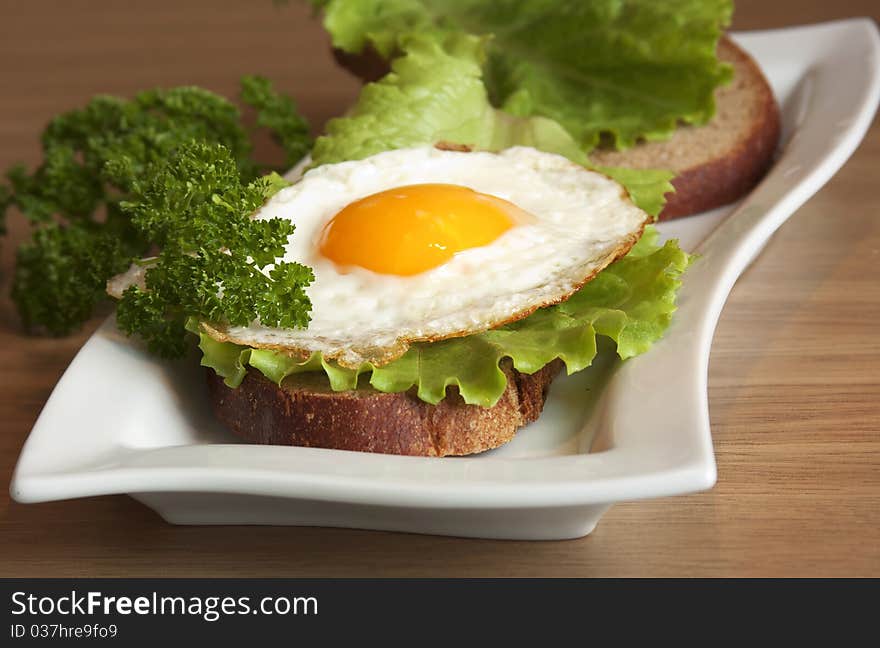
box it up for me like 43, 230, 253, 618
1, 76, 312, 337
112, 141, 313, 358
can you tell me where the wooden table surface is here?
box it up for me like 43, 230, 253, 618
1, 0, 878, 578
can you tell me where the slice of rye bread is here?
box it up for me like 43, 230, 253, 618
589, 36, 781, 219
333, 35, 780, 220
207, 359, 563, 456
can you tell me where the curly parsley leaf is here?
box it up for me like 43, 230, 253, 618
114, 141, 313, 358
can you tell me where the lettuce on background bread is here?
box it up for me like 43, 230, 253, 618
314, 0, 780, 219
311, 32, 677, 217
590, 36, 781, 218
311, 0, 734, 150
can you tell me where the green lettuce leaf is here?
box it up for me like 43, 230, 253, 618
317, 0, 733, 149
311, 34, 492, 166
185, 317, 251, 387
595, 166, 675, 225
198, 227, 691, 407
312, 33, 673, 216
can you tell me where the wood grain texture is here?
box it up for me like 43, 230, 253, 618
0, 0, 878, 577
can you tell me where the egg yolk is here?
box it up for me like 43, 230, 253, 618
319, 184, 522, 276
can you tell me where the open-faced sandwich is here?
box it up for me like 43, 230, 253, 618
200, 144, 672, 456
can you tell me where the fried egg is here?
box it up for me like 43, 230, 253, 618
205, 145, 650, 368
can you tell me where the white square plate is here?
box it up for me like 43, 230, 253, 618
10, 19, 880, 539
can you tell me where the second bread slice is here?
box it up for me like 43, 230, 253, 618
589, 36, 781, 219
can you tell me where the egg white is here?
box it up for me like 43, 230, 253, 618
205, 146, 650, 368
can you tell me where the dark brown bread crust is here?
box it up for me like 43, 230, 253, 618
207, 360, 563, 456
